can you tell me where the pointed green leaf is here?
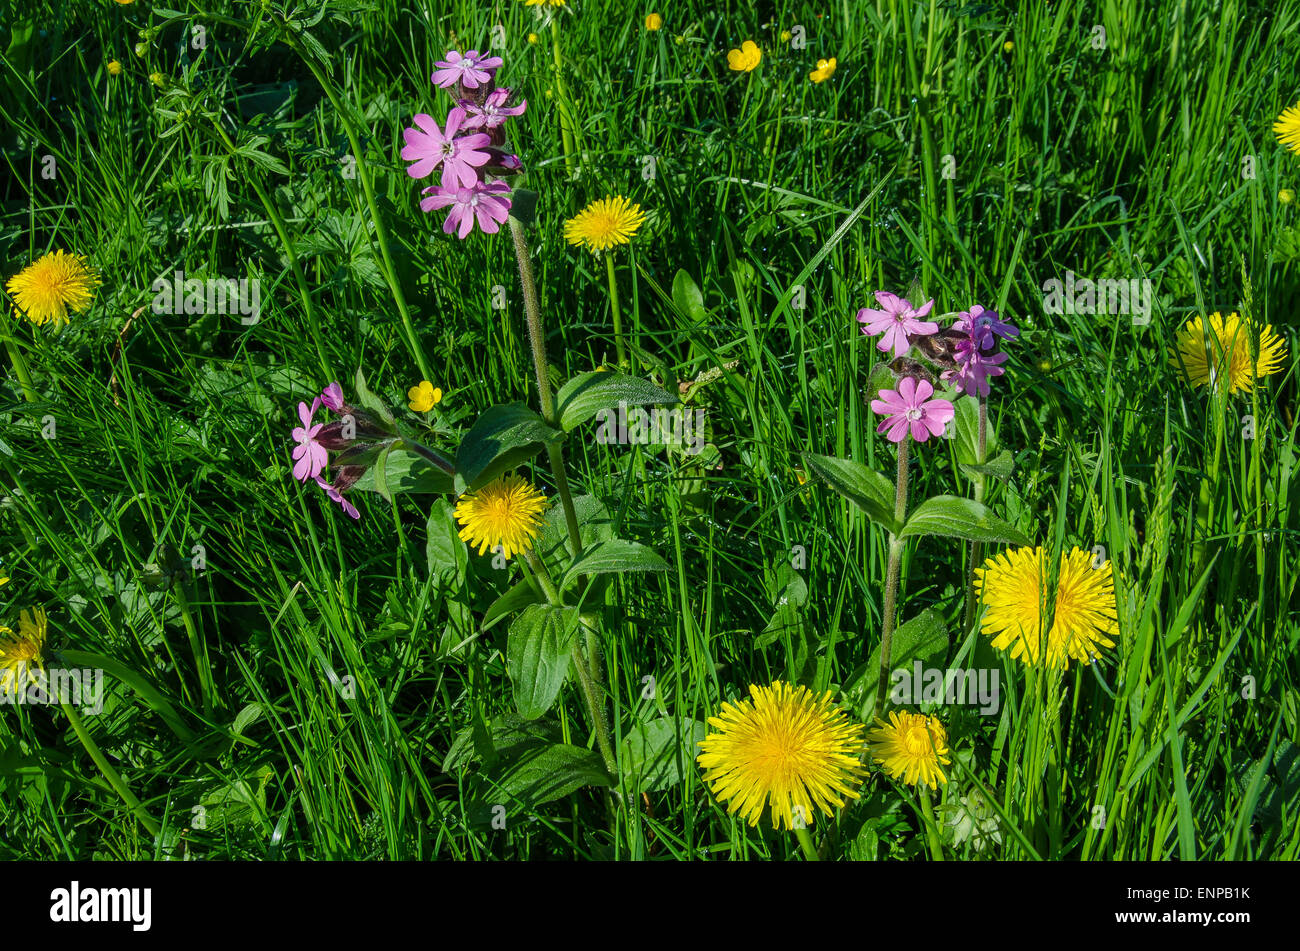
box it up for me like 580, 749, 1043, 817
900, 496, 1031, 545
454, 403, 562, 492
803, 453, 900, 533
507, 604, 579, 720
555, 371, 678, 434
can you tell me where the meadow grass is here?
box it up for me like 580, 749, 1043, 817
0, 0, 1297, 861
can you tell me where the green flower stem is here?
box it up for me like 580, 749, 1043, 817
549, 17, 579, 178
961, 396, 988, 636
508, 214, 583, 558
874, 438, 911, 714
522, 546, 562, 605
0, 309, 36, 402
292, 45, 432, 382
794, 824, 820, 861
210, 123, 332, 381
604, 254, 628, 371
918, 787, 945, 861
61, 702, 161, 839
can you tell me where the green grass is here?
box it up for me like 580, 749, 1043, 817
0, 0, 1297, 861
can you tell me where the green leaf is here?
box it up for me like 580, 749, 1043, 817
352, 449, 455, 495
958, 449, 1015, 484
952, 396, 999, 468
843, 609, 950, 717
560, 538, 669, 592
555, 371, 678, 434
371, 443, 394, 503
454, 403, 561, 493
803, 453, 900, 533
426, 498, 467, 587
507, 604, 579, 720
479, 742, 612, 819
619, 718, 707, 792
59, 650, 198, 747
353, 367, 394, 426
900, 496, 1031, 545
536, 494, 617, 562
481, 577, 545, 632
671, 269, 708, 324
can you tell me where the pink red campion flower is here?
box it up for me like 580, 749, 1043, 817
320, 381, 345, 412
955, 304, 1018, 351
870, 376, 954, 443
291, 398, 327, 481
857, 292, 939, 359
314, 475, 360, 520
946, 340, 1008, 397
459, 87, 528, 131
431, 49, 502, 91
401, 108, 491, 188
420, 180, 512, 238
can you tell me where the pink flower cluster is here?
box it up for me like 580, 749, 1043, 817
401, 50, 527, 239
857, 292, 1020, 443
290, 382, 365, 520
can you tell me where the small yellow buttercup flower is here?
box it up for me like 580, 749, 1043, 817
527, 32, 539, 44
1003, 40, 1014, 52
1280, 188, 1294, 204
564, 195, 647, 251
407, 381, 442, 412
809, 57, 836, 83
6, 250, 100, 327
107, 60, 123, 76
454, 475, 548, 560
868, 711, 950, 787
780, 30, 792, 43
727, 40, 762, 72
645, 13, 663, 31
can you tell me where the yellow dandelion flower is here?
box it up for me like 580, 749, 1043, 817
867, 710, 950, 787
1274, 101, 1300, 155
1, 608, 47, 695
1281, 188, 1295, 204
563, 195, 647, 252
5, 250, 100, 327
645, 13, 663, 31
407, 380, 443, 412
527, 32, 539, 44
974, 547, 1118, 670
523, 0, 566, 6
107, 60, 123, 76
454, 475, 547, 560
113, 0, 135, 5
697, 681, 866, 831
1171, 311, 1288, 394
809, 57, 836, 83
727, 40, 762, 72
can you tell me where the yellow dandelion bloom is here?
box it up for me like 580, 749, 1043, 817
5, 250, 100, 327
974, 547, 1118, 670
645, 13, 663, 31
407, 380, 443, 412
697, 681, 866, 831
1274, 101, 1300, 155
523, 0, 566, 6
454, 475, 547, 560
809, 57, 837, 83
563, 195, 647, 252
107, 60, 123, 76
867, 711, 950, 787
1, 608, 47, 695
1171, 311, 1288, 395
727, 40, 762, 72
527, 32, 539, 44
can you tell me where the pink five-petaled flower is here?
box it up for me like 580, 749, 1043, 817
420, 180, 512, 239
870, 376, 955, 443
291, 398, 328, 482
401, 108, 491, 188
947, 340, 1008, 398
857, 292, 940, 359
431, 49, 502, 91
459, 87, 528, 131
314, 475, 360, 520
955, 304, 1019, 351
320, 381, 344, 413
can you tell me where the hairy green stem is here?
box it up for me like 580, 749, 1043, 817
794, 824, 820, 861
918, 787, 945, 861
874, 439, 911, 714
962, 396, 988, 636
604, 254, 627, 371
